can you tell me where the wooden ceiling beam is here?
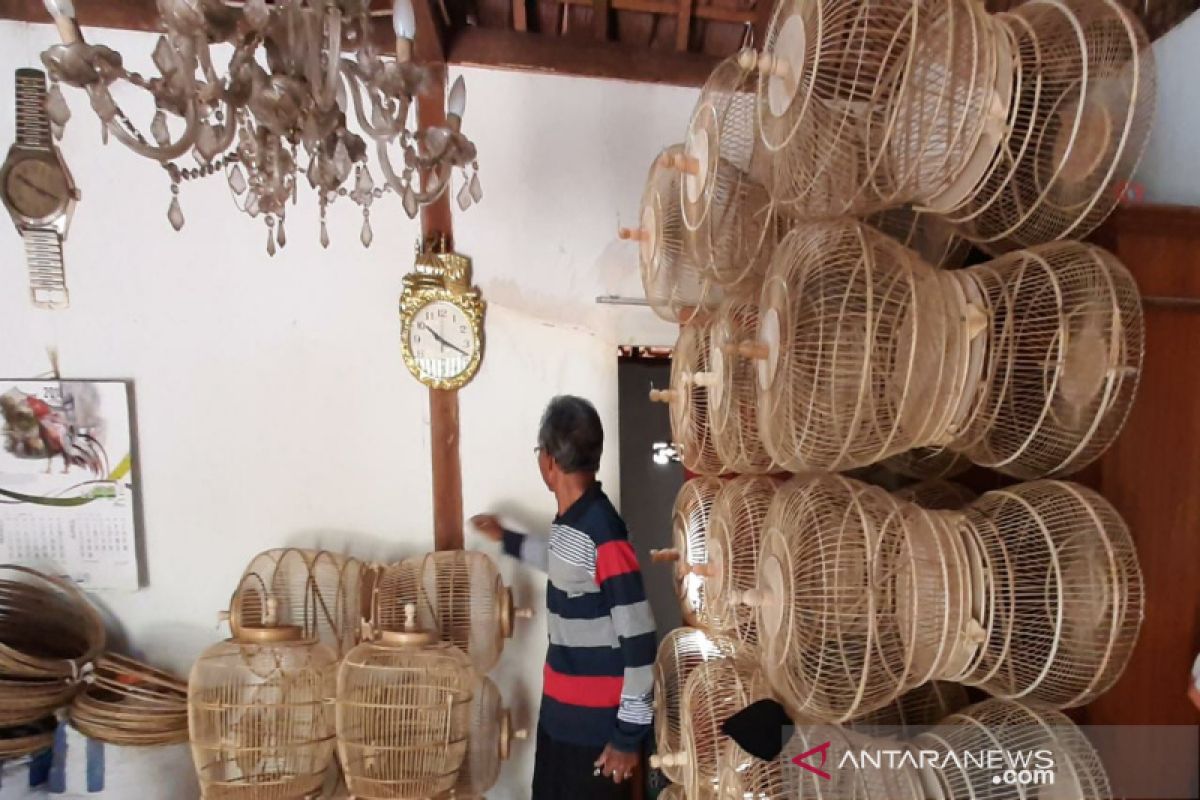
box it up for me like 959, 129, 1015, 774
447, 25, 719, 85
0, 0, 162, 32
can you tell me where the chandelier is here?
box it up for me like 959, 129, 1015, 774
37, 0, 480, 254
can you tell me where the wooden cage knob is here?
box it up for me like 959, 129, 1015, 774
738, 588, 768, 608
671, 153, 701, 176
648, 388, 677, 403
690, 370, 718, 388
757, 53, 790, 80
964, 303, 989, 340
690, 562, 714, 578
650, 548, 681, 564
217, 610, 231, 624
736, 48, 758, 71
618, 227, 649, 242
725, 340, 769, 360
650, 752, 688, 769
514, 728, 530, 741
515, 607, 535, 620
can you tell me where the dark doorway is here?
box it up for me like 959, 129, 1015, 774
617, 354, 683, 635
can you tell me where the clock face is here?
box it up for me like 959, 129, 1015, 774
408, 300, 478, 382
4, 157, 69, 221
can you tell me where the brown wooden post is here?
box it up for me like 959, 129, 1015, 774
417, 72, 465, 552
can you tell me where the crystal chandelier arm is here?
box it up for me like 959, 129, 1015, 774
86, 82, 201, 161
339, 62, 408, 139
376, 138, 451, 204
319, 8, 342, 111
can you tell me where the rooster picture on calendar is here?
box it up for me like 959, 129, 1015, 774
1, 383, 108, 476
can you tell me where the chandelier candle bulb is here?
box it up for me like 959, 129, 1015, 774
393, 0, 416, 60
448, 76, 467, 121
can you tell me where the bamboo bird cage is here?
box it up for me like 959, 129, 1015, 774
188, 585, 338, 800
653, 316, 724, 476
680, 55, 782, 294
746, 475, 1141, 722
627, 145, 720, 323
710, 297, 777, 475
228, 548, 368, 658
416, 550, 531, 674
337, 606, 474, 800
703, 475, 786, 648
652, 627, 738, 787
651, 477, 724, 628
652, 657, 771, 798
745, 220, 1141, 478
439, 676, 526, 799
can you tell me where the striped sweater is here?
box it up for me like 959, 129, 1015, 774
502, 482, 657, 752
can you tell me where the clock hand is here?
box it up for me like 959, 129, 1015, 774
16, 176, 57, 203
418, 321, 470, 358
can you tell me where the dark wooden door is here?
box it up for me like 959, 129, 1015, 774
1081, 206, 1200, 798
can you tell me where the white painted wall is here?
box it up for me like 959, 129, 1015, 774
0, 20, 696, 798
1132, 12, 1200, 206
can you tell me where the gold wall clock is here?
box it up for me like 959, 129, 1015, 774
399, 243, 485, 391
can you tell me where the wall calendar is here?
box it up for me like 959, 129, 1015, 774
0, 380, 140, 590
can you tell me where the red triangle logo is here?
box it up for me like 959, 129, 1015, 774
791, 741, 832, 780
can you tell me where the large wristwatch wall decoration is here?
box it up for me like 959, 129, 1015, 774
399, 240, 485, 391
1, 68, 79, 310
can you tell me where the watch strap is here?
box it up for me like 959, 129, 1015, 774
14, 69, 52, 151
24, 228, 70, 309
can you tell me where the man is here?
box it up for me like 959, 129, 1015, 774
472, 395, 656, 799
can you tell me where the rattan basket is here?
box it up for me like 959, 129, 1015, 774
0, 565, 105, 680
70, 653, 189, 746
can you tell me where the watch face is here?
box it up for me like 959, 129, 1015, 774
4, 157, 69, 221
409, 300, 477, 381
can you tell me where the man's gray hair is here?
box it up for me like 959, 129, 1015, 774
537, 395, 603, 474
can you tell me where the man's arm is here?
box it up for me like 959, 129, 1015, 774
500, 527, 549, 572
471, 514, 549, 572
596, 535, 657, 752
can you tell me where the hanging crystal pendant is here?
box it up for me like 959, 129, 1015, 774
266, 224, 277, 256
244, 0, 270, 30
469, 172, 483, 203
320, 219, 330, 249
150, 110, 170, 146
457, 179, 472, 211
402, 185, 418, 219
228, 164, 247, 195
167, 196, 185, 231
355, 168, 375, 196
46, 83, 71, 129
360, 213, 374, 247
195, 123, 223, 163
277, 219, 287, 249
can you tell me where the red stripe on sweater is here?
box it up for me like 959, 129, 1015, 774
543, 664, 623, 708
596, 540, 640, 583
